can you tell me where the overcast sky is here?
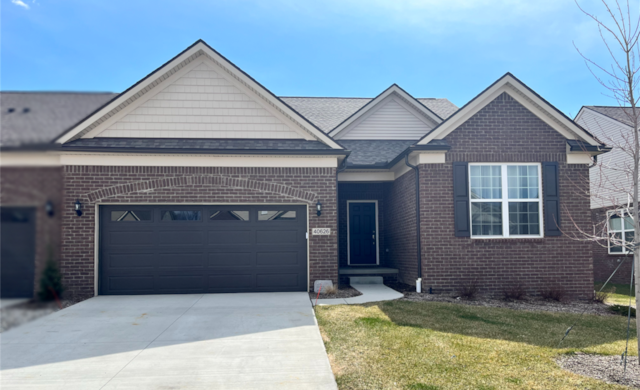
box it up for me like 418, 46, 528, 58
2, 0, 636, 117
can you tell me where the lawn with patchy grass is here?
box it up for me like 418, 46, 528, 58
598, 282, 636, 307
315, 300, 637, 390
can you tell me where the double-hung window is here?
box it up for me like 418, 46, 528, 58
469, 163, 543, 238
608, 211, 634, 254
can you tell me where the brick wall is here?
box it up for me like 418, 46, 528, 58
420, 92, 594, 298
591, 207, 634, 284
0, 167, 63, 296
61, 166, 337, 299
338, 182, 386, 268
384, 170, 418, 284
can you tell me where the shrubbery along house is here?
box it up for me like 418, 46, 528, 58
0, 40, 609, 300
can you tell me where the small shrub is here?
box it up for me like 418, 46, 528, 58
610, 304, 636, 317
539, 284, 566, 302
502, 283, 526, 300
456, 278, 479, 299
322, 285, 338, 295
593, 285, 616, 303
38, 246, 64, 301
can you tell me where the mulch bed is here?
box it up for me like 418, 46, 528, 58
309, 285, 363, 300
557, 353, 640, 388
386, 282, 615, 316
1, 299, 78, 333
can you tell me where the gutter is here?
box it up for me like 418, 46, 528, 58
404, 153, 423, 293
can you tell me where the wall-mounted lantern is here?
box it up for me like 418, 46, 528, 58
316, 200, 322, 217
45, 200, 54, 217
75, 200, 83, 217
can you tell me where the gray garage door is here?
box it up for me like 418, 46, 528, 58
1, 207, 36, 298
99, 205, 307, 295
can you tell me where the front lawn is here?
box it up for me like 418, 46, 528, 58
598, 282, 636, 307
315, 300, 637, 390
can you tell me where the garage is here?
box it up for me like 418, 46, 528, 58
99, 205, 308, 295
1, 207, 36, 298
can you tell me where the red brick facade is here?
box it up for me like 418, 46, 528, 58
591, 207, 634, 284
0, 167, 63, 296
61, 166, 337, 299
419, 93, 593, 298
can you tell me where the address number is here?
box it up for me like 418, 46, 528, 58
312, 228, 331, 235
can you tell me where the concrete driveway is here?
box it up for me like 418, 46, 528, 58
1, 293, 337, 389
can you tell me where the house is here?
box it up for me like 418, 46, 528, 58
575, 106, 636, 284
0, 40, 608, 300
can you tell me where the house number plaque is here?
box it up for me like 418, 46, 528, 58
312, 228, 331, 235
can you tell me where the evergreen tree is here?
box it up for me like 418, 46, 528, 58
38, 245, 64, 301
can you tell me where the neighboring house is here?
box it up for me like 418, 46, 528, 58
0, 40, 608, 300
575, 106, 636, 284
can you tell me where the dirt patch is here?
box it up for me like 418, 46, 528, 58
386, 282, 614, 316
1, 299, 78, 333
558, 353, 640, 388
309, 285, 363, 300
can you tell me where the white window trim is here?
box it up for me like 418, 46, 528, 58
469, 163, 544, 239
607, 209, 634, 254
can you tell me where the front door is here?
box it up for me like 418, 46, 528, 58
348, 202, 378, 265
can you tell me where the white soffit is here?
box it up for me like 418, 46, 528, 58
417, 74, 601, 147
329, 85, 442, 138
55, 41, 343, 149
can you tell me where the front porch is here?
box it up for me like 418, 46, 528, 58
338, 266, 399, 285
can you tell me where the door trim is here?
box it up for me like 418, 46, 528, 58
94, 202, 310, 296
346, 200, 380, 266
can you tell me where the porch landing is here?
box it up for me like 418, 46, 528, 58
339, 267, 399, 275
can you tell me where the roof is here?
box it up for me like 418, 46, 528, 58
339, 140, 416, 166
0, 92, 117, 147
584, 106, 640, 128
282, 97, 458, 133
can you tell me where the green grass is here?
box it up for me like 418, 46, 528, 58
315, 300, 637, 390
597, 282, 636, 307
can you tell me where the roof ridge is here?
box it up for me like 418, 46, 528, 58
279, 96, 448, 100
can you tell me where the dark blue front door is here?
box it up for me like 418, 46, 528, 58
348, 202, 377, 265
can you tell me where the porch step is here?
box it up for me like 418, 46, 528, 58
339, 267, 399, 275
349, 276, 383, 285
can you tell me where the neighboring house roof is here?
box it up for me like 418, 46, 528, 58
583, 106, 639, 128
0, 92, 117, 147
281, 97, 457, 133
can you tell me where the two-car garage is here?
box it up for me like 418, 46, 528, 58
99, 205, 308, 295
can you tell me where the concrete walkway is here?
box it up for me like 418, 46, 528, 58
1, 293, 337, 390
314, 284, 404, 306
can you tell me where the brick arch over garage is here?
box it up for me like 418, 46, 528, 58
85, 175, 319, 203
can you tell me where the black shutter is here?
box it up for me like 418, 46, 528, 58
542, 162, 561, 236
453, 162, 470, 237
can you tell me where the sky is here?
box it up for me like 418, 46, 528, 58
1, 0, 637, 118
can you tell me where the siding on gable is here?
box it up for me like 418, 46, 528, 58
576, 109, 631, 209
94, 62, 304, 139
337, 97, 434, 140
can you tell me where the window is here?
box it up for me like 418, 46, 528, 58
258, 210, 296, 221
608, 211, 634, 254
111, 210, 152, 222
469, 164, 542, 238
209, 210, 249, 221
161, 210, 201, 221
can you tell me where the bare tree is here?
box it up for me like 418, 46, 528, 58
572, 0, 640, 362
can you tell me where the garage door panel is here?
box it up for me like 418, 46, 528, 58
100, 205, 307, 295
208, 252, 253, 267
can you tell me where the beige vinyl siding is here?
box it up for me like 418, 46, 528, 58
576, 108, 632, 209
95, 62, 303, 139
337, 97, 434, 140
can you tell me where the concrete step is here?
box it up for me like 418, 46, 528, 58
349, 276, 383, 285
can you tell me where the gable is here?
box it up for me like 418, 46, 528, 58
89, 60, 310, 140
335, 94, 437, 140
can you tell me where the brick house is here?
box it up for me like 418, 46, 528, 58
1, 40, 608, 300
575, 106, 635, 284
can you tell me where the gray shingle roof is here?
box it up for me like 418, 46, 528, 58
339, 140, 416, 166
586, 106, 639, 128
1, 92, 117, 147
62, 138, 333, 151
281, 97, 458, 133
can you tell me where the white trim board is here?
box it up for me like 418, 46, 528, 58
418, 74, 601, 147
346, 200, 380, 266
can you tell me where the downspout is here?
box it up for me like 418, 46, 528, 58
404, 152, 423, 293
336, 156, 349, 286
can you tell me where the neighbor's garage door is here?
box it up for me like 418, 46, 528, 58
99, 205, 307, 295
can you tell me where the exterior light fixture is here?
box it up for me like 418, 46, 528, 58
75, 200, 83, 217
45, 200, 54, 217
316, 200, 322, 217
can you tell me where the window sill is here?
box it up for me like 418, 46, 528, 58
471, 237, 546, 244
